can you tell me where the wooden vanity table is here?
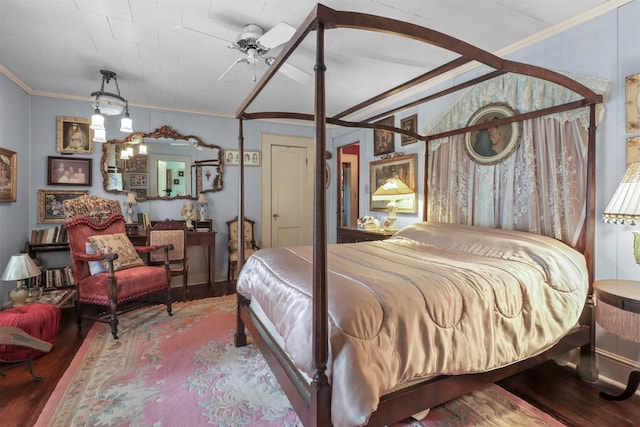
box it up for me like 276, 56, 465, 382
127, 221, 216, 287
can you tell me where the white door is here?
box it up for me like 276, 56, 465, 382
261, 133, 314, 247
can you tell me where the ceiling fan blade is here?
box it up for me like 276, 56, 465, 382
174, 25, 233, 45
279, 62, 312, 85
218, 58, 248, 81
257, 22, 296, 49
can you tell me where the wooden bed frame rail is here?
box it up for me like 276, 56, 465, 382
234, 4, 601, 426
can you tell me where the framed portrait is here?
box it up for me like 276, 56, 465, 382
0, 147, 17, 202
464, 103, 521, 165
194, 160, 223, 193
626, 73, 640, 133
131, 188, 147, 199
225, 150, 261, 166
129, 173, 147, 186
373, 116, 395, 156
369, 153, 417, 213
47, 156, 92, 186
56, 116, 93, 154
125, 155, 149, 173
38, 189, 88, 223
400, 114, 418, 146
626, 136, 640, 168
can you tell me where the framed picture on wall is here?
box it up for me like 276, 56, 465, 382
373, 116, 395, 156
0, 147, 17, 202
38, 189, 89, 223
225, 150, 261, 166
626, 72, 640, 133
400, 114, 418, 146
369, 153, 417, 213
194, 160, 223, 193
125, 155, 149, 173
129, 173, 147, 186
47, 156, 92, 186
626, 136, 640, 168
56, 116, 94, 154
464, 103, 521, 165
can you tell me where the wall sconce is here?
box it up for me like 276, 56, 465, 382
90, 69, 133, 142
372, 175, 415, 230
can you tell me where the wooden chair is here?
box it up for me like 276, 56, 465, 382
63, 195, 172, 339
227, 217, 259, 281
147, 220, 189, 301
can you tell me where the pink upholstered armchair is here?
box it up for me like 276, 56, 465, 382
63, 195, 172, 339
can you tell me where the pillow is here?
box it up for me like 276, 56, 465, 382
85, 242, 107, 275
87, 233, 145, 271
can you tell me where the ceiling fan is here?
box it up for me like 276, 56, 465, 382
177, 21, 311, 84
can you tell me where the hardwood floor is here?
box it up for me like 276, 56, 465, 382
1, 283, 639, 427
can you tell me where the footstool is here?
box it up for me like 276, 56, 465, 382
0, 303, 61, 361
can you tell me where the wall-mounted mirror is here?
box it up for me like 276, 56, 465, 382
101, 125, 223, 201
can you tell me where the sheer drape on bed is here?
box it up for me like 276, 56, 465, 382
428, 117, 587, 246
426, 72, 611, 247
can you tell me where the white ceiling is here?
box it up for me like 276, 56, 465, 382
0, 0, 621, 119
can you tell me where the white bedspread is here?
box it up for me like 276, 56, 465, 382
236, 222, 588, 426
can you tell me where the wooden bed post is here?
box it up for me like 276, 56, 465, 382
577, 103, 598, 383
310, 20, 331, 427
235, 118, 248, 347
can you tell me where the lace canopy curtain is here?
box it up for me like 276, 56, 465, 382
425, 72, 612, 246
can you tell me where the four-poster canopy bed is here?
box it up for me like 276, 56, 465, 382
232, 4, 603, 426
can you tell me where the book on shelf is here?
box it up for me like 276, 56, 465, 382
30, 225, 69, 244
42, 266, 75, 289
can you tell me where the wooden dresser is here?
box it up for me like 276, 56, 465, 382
336, 227, 395, 243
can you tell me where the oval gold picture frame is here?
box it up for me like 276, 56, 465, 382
464, 103, 521, 165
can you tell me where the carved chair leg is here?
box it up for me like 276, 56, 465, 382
109, 302, 119, 340
166, 288, 173, 316
184, 273, 188, 302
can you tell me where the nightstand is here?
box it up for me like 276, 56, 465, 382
336, 227, 395, 243
593, 279, 640, 401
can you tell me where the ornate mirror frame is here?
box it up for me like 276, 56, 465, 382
101, 125, 223, 201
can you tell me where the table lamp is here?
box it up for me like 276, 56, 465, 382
372, 175, 415, 230
125, 192, 137, 224
603, 162, 640, 263
197, 193, 208, 221
1, 254, 42, 307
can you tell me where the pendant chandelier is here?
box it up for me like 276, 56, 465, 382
90, 69, 133, 142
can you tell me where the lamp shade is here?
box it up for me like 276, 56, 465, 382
197, 193, 207, 205
372, 176, 414, 201
1, 254, 41, 282
120, 116, 133, 133
603, 162, 640, 225
126, 192, 137, 206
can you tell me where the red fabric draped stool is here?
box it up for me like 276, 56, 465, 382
0, 303, 61, 361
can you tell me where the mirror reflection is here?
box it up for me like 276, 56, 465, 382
101, 126, 223, 201
337, 142, 360, 227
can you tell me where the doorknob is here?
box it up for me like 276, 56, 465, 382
273, 213, 279, 221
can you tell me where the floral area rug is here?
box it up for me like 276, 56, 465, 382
35, 296, 565, 426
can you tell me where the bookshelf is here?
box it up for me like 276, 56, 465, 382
23, 240, 74, 290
